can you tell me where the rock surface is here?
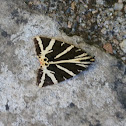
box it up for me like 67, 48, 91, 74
0, 0, 126, 126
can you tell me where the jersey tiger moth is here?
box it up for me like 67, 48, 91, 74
34, 36, 95, 87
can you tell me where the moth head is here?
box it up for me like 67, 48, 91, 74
38, 56, 49, 67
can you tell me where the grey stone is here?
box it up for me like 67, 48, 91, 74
120, 39, 126, 53
96, 0, 104, 5
114, 3, 123, 11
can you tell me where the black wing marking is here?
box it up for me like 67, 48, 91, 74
36, 69, 43, 86
34, 38, 41, 56
34, 36, 95, 87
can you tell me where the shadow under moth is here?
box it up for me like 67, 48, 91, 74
34, 36, 95, 87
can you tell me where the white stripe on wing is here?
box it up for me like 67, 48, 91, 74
54, 45, 74, 59
56, 64, 75, 77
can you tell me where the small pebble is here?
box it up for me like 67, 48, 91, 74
40, 0, 44, 2
120, 39, 126, 53
121, 57, 126, 61
68, 21, 72, 28
92, 10, 98, 14
122, 76, 126, 83
114, 3, 123, 11
124, 5, 126, 13
118, 0, 122, 3
103, 43, 113, 54
71, 1, 76, 10
113, 39, 119, 45
1, 31, 8, 37
101, 28, 106, 34
96, 0, 104, 5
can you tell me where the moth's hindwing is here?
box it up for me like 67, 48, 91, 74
34, 36, 95, 87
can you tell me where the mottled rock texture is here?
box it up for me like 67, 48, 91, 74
0, 0, 126, 126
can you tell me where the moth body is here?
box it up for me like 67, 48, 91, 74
34, 36, 95, 87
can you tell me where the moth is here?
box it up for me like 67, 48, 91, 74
34, 36, 94, 87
